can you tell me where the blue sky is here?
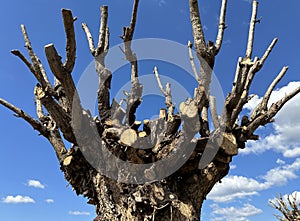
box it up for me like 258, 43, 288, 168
0, 1, 300, 220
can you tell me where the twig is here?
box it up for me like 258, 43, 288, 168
154, 66, 167, 97
215, 0, 228, 54
245, 0, 258, 59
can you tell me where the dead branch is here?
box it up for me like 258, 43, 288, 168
82, 23, 96, 55
34, 84, 76, 143
215, 0, 228, 54
246, 0, 258, 59
153, 67, 174, 120
82, 6, 112, 123
121, 0, 143, 126
209, 96, 220, 129
259, 38, 278, 66
0, 98, 47, 136
62, 9, 76, 73
189, 0, 207, 56
188, 41, 200, 82
11, 50, 35, 74
247, 86, 300, 135
44, 44, 76, 112
251, 66, 288, 120
19, 25, 54, 95
96, 6, 109, 56
34, 85, 48, 122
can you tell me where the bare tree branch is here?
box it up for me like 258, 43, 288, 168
209, 96, 220, 129
0, 98, 47, 136
250, 66, 288, 120
82, 6, 112, 123
11, 50, 35, 74
248, 86, 300, 135
215, 0, 228, 54
82, 23, 96, 55
34, 84, 76, 143
20, 25, 54, 94
34, 85, 48, 122
231, 57, 243, 93
246, 0, 258, 59
262, 67, 289, 110
96, 6, 109, 57
44, 43, 76, 112
259, 38, 278, 66
153, 67, 174, 120
188, 41, 200, 82
121, 0, 143, 126
189, 0, 207, 55
62, 9, 76, 73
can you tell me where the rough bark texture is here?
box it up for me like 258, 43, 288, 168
1, 1, 300, 221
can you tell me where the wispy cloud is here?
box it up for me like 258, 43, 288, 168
242, 82, 300, 158
208, 158, 300, 202
210, 203, 262, 221
153, 0, 166, 7
45, 199, 54, 203
69, 211, 91, 216
26, 179, 45, 189
2, 195, 35, 204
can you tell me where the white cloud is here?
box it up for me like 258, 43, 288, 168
45, 199, 54, 203
262, 158, 300, 186
27, 179, 45, 189
230, 164, 237, 170
210, 203, 262, 221
242, 82, 300, 158
207, 176, 265, 203
69, 211, 91, 216
2, 195, 35, 204
208, 158, 300, 203
276, 158, 285, 165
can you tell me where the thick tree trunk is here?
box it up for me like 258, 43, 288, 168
60, 133, 231, 221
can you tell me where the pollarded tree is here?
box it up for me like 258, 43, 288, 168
270, 193, 300, 221
1, 0, 299, 220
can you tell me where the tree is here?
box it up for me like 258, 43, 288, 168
0, 0, 299, 220
270, 193, 300, 221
